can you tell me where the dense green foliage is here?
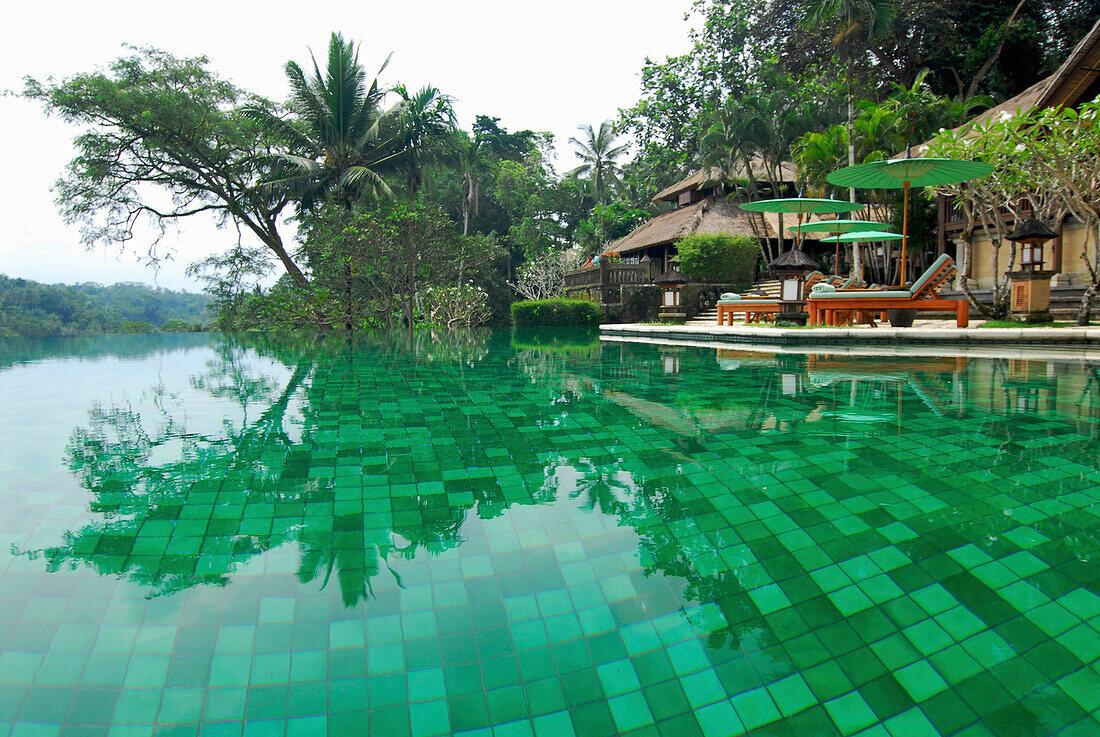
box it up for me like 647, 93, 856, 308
621, 0, 1097, 192
0, 275, 209, 337
511, 299, 602, 327
68, 282, 209, 325
676, 234, 760, 284
926, 100, 1100, 323
27, 8, 1098, 329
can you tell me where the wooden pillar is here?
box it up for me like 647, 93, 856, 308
1052, 218, 1064, 274
937, 195, 947, 255
599, 258, 610, 304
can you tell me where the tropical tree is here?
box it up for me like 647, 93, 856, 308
803, 0, 898, 208
700, 64, 841, 262
924, 113, 1052, 318
390, 83, 458, 195
1011, 103, 1100, 325
24, 47, 308, 286
244, 32, 398, 210
568, 121, 629, 205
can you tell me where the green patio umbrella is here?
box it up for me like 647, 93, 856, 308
741, 198, 863, 249
819, 230, 903, 242
791, 219, 891, 234
790, 219, 894, 273
826, 158, 994, 286
819, 231, 903, 280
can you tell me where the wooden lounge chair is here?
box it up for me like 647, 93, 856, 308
807, 254, 968, 328
716, 271, 827, 325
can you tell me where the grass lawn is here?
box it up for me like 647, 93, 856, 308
979, 320, 1077, 328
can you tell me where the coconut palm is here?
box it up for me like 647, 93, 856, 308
568, 121, 629, 205
803, 0, 897, 174
244, 32, 399, 210
389, 83, 458, 195
804, 0, 897, 274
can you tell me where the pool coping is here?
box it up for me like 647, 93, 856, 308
599, 323, 1100, 359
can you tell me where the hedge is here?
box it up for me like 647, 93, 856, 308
511, 298, 602, 326
676, 234, 759, 284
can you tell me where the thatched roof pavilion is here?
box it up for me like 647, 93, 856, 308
600, 160, 804, 268
602, 196, 778, 257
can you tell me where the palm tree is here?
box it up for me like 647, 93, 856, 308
244, 32, 399, 210
568, 121, 629, 205
804, 0, 897, 275
389, 83, 458, 195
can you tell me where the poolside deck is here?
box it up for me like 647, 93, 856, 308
601, 319, 1100, 353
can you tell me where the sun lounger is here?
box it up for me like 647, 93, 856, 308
807, 254, 968, 328
716, 271, 827, 325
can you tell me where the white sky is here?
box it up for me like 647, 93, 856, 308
0, 0, 695, 292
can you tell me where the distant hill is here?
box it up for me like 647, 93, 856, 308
0, 275, 211, 337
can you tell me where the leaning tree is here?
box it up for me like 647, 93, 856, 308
25, 47, 309, 286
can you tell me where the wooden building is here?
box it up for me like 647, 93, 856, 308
921, 18, 1100, 303
563, 159, 803, 304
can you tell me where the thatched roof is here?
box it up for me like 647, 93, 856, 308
653, 159, 799, 203
1039, 18, 1100, 108
914, 17, 1100, 153
654, 267, 688, 286
770, 249, 821, 271
1006, 217, 1059, 242
603, 195, 779, 255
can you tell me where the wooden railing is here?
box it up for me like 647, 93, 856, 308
941, 196, 1034, 235
563, 261, 659, 304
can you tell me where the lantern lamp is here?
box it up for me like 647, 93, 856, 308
768, 249, 822, 326
1007, 217, 1057, 272
1005, 217, 1058, 322
654, 266, 689, 323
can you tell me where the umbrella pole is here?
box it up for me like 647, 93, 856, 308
901, 181, 910, 287
796, 214, 804, 251
833, 229, 841, 276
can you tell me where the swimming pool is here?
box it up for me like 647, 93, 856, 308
0, 331, 1097, 736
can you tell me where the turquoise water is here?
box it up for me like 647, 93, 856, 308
0, 331, 1098, 737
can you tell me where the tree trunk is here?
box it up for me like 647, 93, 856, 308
1076, 281, 1097, 326
343, 260, 353, 331
1078, 223, 1100, 325
847, 63, 861, 279
965, 0, 1029, 100
241, 215, 308, 288
958, 237, 990, 316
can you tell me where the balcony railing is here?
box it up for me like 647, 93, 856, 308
563, 261, 659, 304
941, 196, 1034, 235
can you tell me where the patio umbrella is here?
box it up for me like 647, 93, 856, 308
790, 219, 894, 273
740, 198, 863, 249
818, 230, 903, 280
819, 230, 903, 242
826, 158, 994, 286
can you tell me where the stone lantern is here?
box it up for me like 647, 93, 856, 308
768, 249, 822, 326
1006, 217, 1058, 322
654, 266, 689, 323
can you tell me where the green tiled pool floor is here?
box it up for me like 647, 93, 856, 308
0, 331, 1098, 736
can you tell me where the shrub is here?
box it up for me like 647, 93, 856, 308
422, 284, 492, 328
161, 319, 206, 333
119, 320, 157, 333
676, 234, 759, 283
511, 298, 602, 326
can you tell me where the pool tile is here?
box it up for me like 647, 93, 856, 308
824, 690, 877, 735
5, 336, 1100, 737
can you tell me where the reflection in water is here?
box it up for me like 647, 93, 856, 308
28, 334, 1100, 609
9, 331, 1100, 735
